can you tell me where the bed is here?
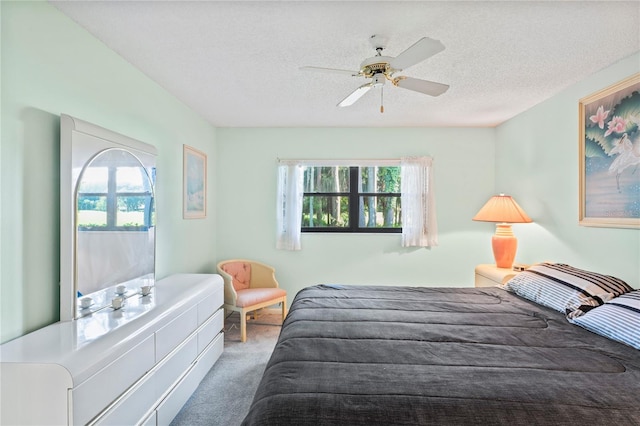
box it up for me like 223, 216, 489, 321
242, 264, 640, 425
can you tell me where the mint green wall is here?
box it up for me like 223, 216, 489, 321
1, 2, 217, 343
495, 53, 640, 287
216, 127, 496, 299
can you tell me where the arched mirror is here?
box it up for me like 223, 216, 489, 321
74, 148, 155, 316
60, 115, 157, 320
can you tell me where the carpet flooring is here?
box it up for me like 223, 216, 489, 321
170, 311, 282, 426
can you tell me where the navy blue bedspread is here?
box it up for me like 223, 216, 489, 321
242, 285, 640, 425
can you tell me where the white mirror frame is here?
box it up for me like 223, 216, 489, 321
60, 114, 157, 321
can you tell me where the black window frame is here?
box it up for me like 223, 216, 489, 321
301, 166, 401, 234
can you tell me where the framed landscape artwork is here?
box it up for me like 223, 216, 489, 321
183, 144, 207, 219
579, 73, 640, 229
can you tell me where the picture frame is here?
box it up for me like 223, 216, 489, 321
578, 73, 640, 229
183, 144, 207, 219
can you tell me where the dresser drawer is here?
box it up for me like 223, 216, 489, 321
73, 334, 155, 425
93, 369, 156, 426
155, 305, 198, 362
198, 308, 223, 354
198, 291, 223, 325
154, 332, 198, 401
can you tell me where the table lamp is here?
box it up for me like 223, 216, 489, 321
473, 194, 532, 269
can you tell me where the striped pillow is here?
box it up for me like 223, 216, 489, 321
569, 291, 640, 350
503, 263, 633, 314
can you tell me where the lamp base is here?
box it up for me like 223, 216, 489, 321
491, 223, 518, 269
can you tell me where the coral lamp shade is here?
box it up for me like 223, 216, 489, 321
472, 194, 532, 224
473, 194, 532, 268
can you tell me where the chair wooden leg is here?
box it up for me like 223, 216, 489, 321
240, 308, 247, 343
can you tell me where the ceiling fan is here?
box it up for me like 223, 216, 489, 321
301, 35, 449, 112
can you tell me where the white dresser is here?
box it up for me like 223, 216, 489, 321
0, 273, 224, 426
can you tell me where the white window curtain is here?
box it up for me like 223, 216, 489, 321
400, 156, 438, 247
276, 163, 304, 250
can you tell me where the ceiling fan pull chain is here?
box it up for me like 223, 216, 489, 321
380, 86, 384, 113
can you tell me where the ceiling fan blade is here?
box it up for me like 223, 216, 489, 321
389, 37, 445, 71
392, 76, 449, 97
337, 83, 373, 107
300, 66, 360, 77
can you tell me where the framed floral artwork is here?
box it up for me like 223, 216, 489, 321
579, 73, 640, 228
183, 144, 207, 219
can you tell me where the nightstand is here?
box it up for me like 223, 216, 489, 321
474, 264, 522, 287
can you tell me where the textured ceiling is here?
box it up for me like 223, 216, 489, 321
50, 1, 640, 128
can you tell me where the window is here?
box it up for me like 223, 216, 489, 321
276, 157, 437, 250
301, 166, 401, 233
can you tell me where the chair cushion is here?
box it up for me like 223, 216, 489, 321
221, 262, 251, 291
236, 288, 287, 308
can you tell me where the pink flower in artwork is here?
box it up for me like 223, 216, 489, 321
604, 116, 627, 137
589, 105, 609, 129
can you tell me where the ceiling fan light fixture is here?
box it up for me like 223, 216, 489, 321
371, 74, 386, 87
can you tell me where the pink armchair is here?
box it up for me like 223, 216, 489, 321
216, 259, 287, 342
